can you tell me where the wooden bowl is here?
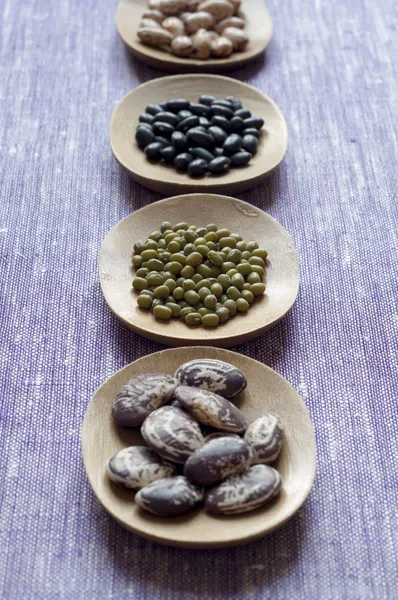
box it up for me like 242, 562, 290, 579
81, 347, 316, 548
116, 0, 273, 73
99, 193, 299, 347
110, 74, 287, 195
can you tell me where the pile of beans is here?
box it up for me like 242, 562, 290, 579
135, 95, 263, 178
108, 359, 284, 517
131, 221, 267, 327
138, 0, 248, 60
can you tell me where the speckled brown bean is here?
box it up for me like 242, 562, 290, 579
222, 26, 248, 50
135, 476, 204, 516
141, 405, 204, 463
137, 27, 174, 47
162, 16, 185, 36
244, 414, 284, 464
185, 11, 215, 33
139, 18, 163, 29
142, 9, 165, 23
112, 373, 178, 427
106, 446, 175, 488
184, 436, 251, 486
175, 358, 247, 398
171, 35, 193, 56
174, 386, 247, 433
215, 16, 245, 33
205, 464, 282, 515
197, 0, 234, 20
211, 36, 233, 57
159, 0, 187, 15
191, 28, 212, 59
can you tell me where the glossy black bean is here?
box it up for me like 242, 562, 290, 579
208, 156, 231, 175
199, 116, 211, 127
229, 116, 244, 133
199, 95, 216, 106
160, 145, 177, 164
160, 101, 169, 110
213, 147, 225, 158
243, 117, 264, 130
211, 105, 234, 119
139, 113, 155, 125
190, 103, 212, 117
210, 116, 230, 132
195, 126, 207, 132
171, 131, 188, 152
242, 134, 259, 154
153, 121, 175, 136
154, 111, 181, 126
146, 104, 163, 116
139, 122, 154, 131
242, 127, 260, 138
211, 99, 234, 110
177, 115, 200, 132
191, 147, 214, 162
174, 152, 193, 171
230, 151, 252, 166
167, 98, 190, 112
234, 108, 251, 119
186, 129, 215, 147
178, 109, 193, 119
135, 126, 155, 147
207, 126, 227, 144
226, 96, 242, 110
188, 158, 208, 177
154, 136, 169, 146
223, 134, 243, 154
144, 142, 164, 161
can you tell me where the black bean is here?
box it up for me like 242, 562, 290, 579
171, 131, 188, 152
208, 126, 227, 144
213, 147, 225, 158
174, 152, 193, 171
223, 134, 243, 154
208, 156, 231, 175
211, 99, 234, 110
226, 96, 242, 110
191, 147, 214, 162
160, 101, 169, 110
139, 113, 155, 125
146, 104, 163, 116
167, 98, 190, 112
195, 126, 207, 132
190, 103, 212, 117
177, 115, 200, 132
242, 134, 258, 154
230, 151, 252, 166
154, 136, 169, 146
188, 158, 208, 177
178, 110, 193, 119
186, 129, 215, 147
243, 117, 264, 130
144, 142, 164, 161
211, 105, 234, 119
153, 121, 175, 136
199, 116, 211, 127
160, 146, 177, 164
154, 111, 181, 126
139, 122, 154, 131
230, 117, 244, 133
234, 108, 251, 119
199, 95, 216, 106
135, 126, 155, 147
242, 128, 260, 138
210, 116, 230, 132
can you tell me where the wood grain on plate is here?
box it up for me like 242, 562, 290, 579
99, 193, 300, 347
81, 347, 316, 548
116, 0, 272, 73
110, 74, 288, 195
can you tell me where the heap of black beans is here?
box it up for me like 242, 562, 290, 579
135, 95, 264, 178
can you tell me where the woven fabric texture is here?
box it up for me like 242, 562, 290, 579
0, 0, 397, 598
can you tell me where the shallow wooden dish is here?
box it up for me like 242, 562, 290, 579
116, 0, 272, 73
81, 347, 316, 548
99, 193, 299, 347
110, 74, 287, 195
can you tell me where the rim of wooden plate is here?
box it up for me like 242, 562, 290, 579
99, 193, 300, 347
81, 347, 317, 548
115, 0, 273, 73
110, 74, 288, 195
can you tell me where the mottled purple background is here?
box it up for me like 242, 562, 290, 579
0, 0, 397, 598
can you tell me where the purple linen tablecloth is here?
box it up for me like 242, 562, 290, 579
0, 0, 397, 598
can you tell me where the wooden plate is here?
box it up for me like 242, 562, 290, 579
110, 74, 287, 195
99, 193, 299, 347
81, 347, 316, 548
115, 0, 273, 73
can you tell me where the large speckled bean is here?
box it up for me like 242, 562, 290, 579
112, 373, 178, 427
175, 358, 247, 399
135, 476, 204, 516
106, 446, 175, 488
244, 414, 284, 464
205, 464, 282, 515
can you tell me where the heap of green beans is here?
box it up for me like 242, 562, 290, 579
131, 222, 267, 327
